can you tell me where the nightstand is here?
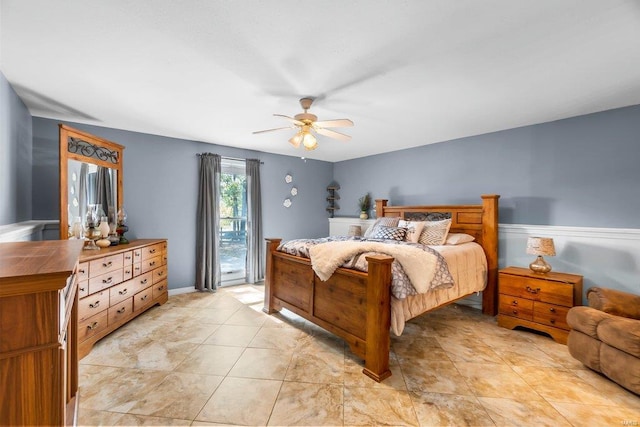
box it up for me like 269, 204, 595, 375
497, 266, 583, 344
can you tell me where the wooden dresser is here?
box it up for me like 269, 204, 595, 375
497, 266, 583, 344
77, 239, 168, 357
0, 240, 84, 426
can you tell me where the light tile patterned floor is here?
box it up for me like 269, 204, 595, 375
78, 285, 640, 426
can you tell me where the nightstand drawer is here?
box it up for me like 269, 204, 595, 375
499, 294, 533, 320
500, 274, 574, 306
534, 302, 570, 330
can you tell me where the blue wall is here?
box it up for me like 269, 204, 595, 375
32, 118, 333, 289
334, 105, 640, 228
0, 71, 32, 225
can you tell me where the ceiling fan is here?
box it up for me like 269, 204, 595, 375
253, 97, 354, 151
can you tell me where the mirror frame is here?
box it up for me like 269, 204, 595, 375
59, 124, 124, 239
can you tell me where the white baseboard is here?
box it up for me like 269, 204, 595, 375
168, 286, 197, 296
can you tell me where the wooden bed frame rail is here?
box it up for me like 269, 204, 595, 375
263, 194, 499, 382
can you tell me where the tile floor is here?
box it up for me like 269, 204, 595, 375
78, 284, 640, 426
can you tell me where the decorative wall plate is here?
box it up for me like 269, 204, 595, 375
291, 187, 298, 196
283, 198, 292, 208
285, 174, 293, 183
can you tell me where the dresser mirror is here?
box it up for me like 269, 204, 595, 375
59, 124, 124, 239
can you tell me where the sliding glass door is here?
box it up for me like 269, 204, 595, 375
219, 159, 247, 285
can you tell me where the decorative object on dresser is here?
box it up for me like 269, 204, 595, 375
264, 194, 499, 382
326, 183, 340, 217
77, 239, 168, 357
566, 287, 640, 395
348, 225, 362, 237
116, 206, 129, 244
0, 240, 84, 426
526, 236, 556, 273
497, 266, 583, 344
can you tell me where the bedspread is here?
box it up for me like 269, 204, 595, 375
277, 236, 454, 299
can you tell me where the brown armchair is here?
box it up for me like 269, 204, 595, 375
566, 287, 640, 395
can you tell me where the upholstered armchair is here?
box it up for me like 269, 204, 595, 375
566, 287, 640, 395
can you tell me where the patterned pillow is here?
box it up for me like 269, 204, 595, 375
364, 217, 400, 237
370, 225, 407, 241
398, 220, 426, 243
418, 219, 452, 245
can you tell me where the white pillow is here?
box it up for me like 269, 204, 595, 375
445, 233, 475, 245
398, 220, 425, 243
418, 218, 452, 246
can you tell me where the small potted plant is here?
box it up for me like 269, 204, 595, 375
358, 193, 371, 219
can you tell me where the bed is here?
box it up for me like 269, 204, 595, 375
263, 194, 499, 382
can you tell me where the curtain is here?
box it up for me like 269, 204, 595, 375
78, 163, 88, 226
246, 159, 264, 283
196, 153, 221, 291
95, 166, 114, 221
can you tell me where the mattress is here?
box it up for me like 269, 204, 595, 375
390, 241, 487, 336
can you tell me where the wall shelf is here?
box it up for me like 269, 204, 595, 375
326, 184, 340, 217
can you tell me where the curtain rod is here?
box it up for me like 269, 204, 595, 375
196, 153, 263, 164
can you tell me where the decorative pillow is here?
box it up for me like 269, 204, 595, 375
398, 220, 426, 243
418, 218, 452, 245
363, 217, 400, 237
445, 233, 475, 245
370, 225, 407, 241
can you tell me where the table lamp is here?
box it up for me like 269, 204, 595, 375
526, 236, 556, 273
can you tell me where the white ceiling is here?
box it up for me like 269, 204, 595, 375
2, 1, 640, 162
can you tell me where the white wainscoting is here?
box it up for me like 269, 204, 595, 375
0, 220, 59, 242
328, 218, 640, 308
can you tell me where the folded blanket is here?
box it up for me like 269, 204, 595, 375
309, 240, 443, 294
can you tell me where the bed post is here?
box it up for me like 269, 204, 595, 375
375, 199, 388, 217
481, 195, 500, 316
362, 254, 393, 382
263, 238, 282, 314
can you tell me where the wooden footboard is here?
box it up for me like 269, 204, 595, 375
263, 238, 394, 382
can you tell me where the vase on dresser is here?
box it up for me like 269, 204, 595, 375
360, 211, 368, 219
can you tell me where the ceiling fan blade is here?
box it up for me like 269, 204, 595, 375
315, 127, 352, 142
313, 119, 354, 128
252, 126, 293, 135
274, 114, 305, 126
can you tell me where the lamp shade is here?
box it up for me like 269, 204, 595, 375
526, 237, 556, 257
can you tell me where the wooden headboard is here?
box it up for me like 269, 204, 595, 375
375, 194, 500, 315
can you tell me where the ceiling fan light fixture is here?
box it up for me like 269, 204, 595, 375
302, 132, 317, 151
288, 131, 302, 148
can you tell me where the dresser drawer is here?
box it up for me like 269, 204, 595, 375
108, 299, 133, 325
123, 250, 134, 265
134, 287, 154, 312
79, 290, 109, 321
133, 262, 142, 276
141, 255, 162, 273
534, 302, 570, 330
152, 279, 168, 300
499, 294, 533, 320
78, 280, 89, 299
499, 274, 574, 306
77, 262, 90, 281
109, 280, 135, 306
89, 253, 124, 278
141, 243, 164, 260
133, 248, 142, 263
153, 266, 167, 283
88, 268, 124, 295
123, 263, 134, 281
79, 310, 109, 341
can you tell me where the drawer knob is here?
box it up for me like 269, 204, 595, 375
150, 261, 156, 267
141, 279, 148, 285
117, 307, 126, 314
80, 287, 86, 292
102, 261, 113, 268
550, 319, 556, 324
150, 249, 157, 254
79, 269, 86, 274
549, 307, 556, 313
87, 322, 98, 330
89, 301, 100, 309
119, 289, 128, 295
158, 271, 164, 276
512, 300, 518, 305
512, 309, 518, 315
103, 277, 113, 284
157, 285, 164, 291
525, 286, 541, 294
140, 295, 148, 301
125, 269, 131, 274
